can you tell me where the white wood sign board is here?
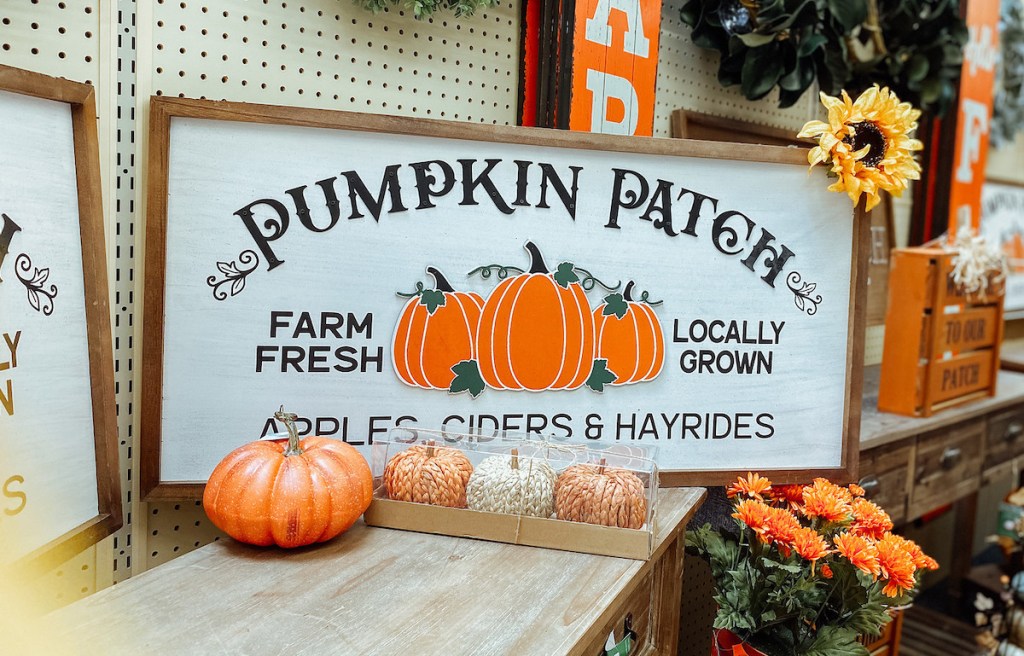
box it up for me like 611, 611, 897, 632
981, 181, 1024, 315
0, 66, 119, 568
142, 98, 866, 497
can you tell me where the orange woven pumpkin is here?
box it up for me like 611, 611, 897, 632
383, 441, 474, 507
594, 281, 665, 385
476, 242, 595, 391
554, 459, 647, 529
202, 407, 373, 548
392, 267, 484, 390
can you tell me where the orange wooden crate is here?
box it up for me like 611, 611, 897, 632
879, 247, 1004, 417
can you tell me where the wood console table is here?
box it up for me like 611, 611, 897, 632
41, 488, 704, 655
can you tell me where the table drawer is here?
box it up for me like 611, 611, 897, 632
985, 408, 1024, 470
908, 421, 983, 519
858, 444, 912, 525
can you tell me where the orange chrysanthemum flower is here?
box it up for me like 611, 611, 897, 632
792, 526, 830, 568
850, 497, 894, 540
763, 506, 802, 546
849, 483, 866, 497
876, 533, 917, 598
802, 479, 853, 522
771, 484, 806, 511
727, 472, 773, 501
821, 563, 834, 579
833, 531, 880, 576
888, 534, 940, 572
732, 498, 772, 535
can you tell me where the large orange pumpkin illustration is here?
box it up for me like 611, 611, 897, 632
475, 242, 597, 391
392, 267, 483, 390
594, 281, 665, 385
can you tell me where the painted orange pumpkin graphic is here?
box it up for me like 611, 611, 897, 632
392, 267, 483, 390
594, 281, 665, 385
476, 242, 596, 391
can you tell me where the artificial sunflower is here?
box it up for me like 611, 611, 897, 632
798, 85, 923, 211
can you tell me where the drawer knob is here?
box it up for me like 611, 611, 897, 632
858, 476, 881, 499
1006, 422, 1024, 442
940, 447, 962, 470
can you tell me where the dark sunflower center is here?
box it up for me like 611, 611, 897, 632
844, 121, 886, 168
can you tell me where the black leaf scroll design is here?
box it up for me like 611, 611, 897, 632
207, 250, 260, 301
787, 271, 822, 316
15, 253, 58, 316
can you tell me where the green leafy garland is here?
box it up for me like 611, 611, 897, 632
356, 0, 497, 19
993, 0, 1024, 148
680, 0, 967, 115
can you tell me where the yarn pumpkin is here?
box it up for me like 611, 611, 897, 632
476, 241, 596, 391
466, 449, 557, 517
202, 407, 373, 548
554, 460, 648, 529
383, 441, 474, 507
392, 267, 484, 390
594, 281, 665, 385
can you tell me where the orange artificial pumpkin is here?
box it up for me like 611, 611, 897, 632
392, 267, 484, 390
202, 407, 373, 548
476, 242, 596, 391
383, 441, 474, 507
594, 281, 665, 385
554, 460, 647, 529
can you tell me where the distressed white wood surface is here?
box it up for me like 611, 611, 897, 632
0, 90, 98, 563
41, 488, 703, 655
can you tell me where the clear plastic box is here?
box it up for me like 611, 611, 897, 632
363, 425, 659, 559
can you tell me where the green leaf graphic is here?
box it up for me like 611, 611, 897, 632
586, 359, 617, 392
553, 262, 580, 289
601, 293, 629, 319
449, 359, 485, 397
419, 289, 447, 314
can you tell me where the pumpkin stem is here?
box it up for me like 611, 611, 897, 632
598, 457, 607, 475
426, 439, 436, 458
274, 405, 304, 456
511, 448, 519, 470
623, 281, 636, 302
426, 266, 455, 293
523, 241, 549, 274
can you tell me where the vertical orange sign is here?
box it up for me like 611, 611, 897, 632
947, 0, 1000, 241
568, 0, 662, 136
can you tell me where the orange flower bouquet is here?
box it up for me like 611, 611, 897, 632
687, 473, 938, 656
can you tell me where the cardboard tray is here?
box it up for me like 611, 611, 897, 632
363, 496, 657, 560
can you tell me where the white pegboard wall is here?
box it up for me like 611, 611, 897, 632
653, 1, 819, 137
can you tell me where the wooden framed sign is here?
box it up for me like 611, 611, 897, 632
142, 97, 868, 498
980, 180, 1024, 316
0, 65, 121, 569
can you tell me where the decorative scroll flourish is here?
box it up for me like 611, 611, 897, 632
207, 250, 259, 301
572, 266, 621, 293
15, 253, 58, 316
787, 271, 822, 316
466, 264, 524, 281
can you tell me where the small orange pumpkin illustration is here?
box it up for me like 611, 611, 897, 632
594, 281, 665, 385
392, 267, 483, 390
383, 441, 474, 508
476, 242, 596, 391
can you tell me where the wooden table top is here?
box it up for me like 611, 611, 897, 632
42, 488, 704, 656
860, 364, 1024, 450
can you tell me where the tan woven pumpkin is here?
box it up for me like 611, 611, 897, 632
466, 449, 557, 517
554, 459, 647, 529
383, 442, 473, 508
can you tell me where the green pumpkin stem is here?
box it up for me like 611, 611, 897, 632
426, 266, 455, 293
275, 405, 304, 456
524, 241, 549, 274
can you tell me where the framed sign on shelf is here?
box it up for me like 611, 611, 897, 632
142, 97, 868, 498
981, 180, 1024, 318
0, 64, 121, 570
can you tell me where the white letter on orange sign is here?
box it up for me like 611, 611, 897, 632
955, 98, 990, 184
586, 70, 639, 135
584, 0, 650, 57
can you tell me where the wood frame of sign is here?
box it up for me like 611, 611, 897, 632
141, 97, 869, 499
0, 65, 121, 570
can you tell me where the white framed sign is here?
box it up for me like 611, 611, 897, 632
981, 181, 1024, 316
142, 97, 868, 498
0, 65, 121, 568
